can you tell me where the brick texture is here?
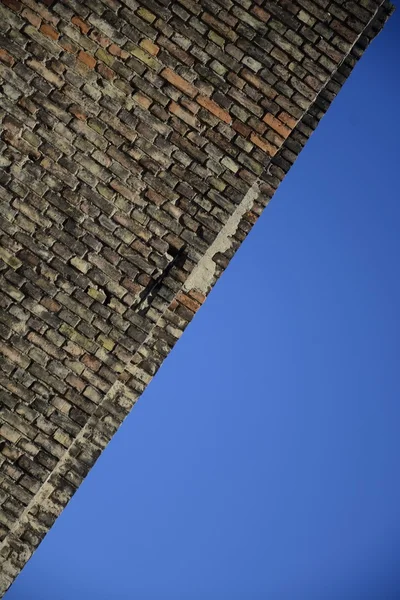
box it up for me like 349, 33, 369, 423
0, 0, 394, 595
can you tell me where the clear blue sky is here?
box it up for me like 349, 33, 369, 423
6, 11, 400, 600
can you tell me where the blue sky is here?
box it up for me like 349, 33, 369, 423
6, 10, 400, 600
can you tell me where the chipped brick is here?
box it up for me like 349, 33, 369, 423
71, 15, 91, 35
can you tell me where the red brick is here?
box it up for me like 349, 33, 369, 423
176, 292, 201, 312
161, 67, 198, 98
278, 111, 297, 129
133, 92, 152, 109
263, 113, 292, 139
233, 119, 251, 138
108, 44, 129, 59
90, 30, 110, 48
169, 299, 179, 311
40, 23, 59, 40
241, 70, 277, 100
0, 49, 15, 67
197, 95, 231, 124
170, 101, 199, 128
41, 298, 61, 312
71, 15, 91, 35
82, 354, 102, 372
97, 62, 115, 81
146, 188, 164, 206
180, 98, 199, 114
77, 50, 96, 69
2, 0, 21, 12
250, 132, 278, 156
122, 278, 142, 295
188, 290, 206, 305
69, 105, 87, 121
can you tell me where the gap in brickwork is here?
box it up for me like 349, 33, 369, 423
136, 245, 187, 315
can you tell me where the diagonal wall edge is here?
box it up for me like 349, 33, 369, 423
0, 0, 394, 595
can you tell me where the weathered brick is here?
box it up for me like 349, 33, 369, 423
263, 113, 293, 139
250, 132, 278, 156
71, 16, 91, 35
161, 67, 198, 98
40, 23, 59, 40
0, 49, 15, 67
77, 51, 96, 69
197, 95, 232, 124
21, 7, 41, 27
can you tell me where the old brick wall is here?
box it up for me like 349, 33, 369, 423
0, 0, 394, 594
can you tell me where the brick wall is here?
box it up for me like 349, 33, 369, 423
0, 0, 394, 595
